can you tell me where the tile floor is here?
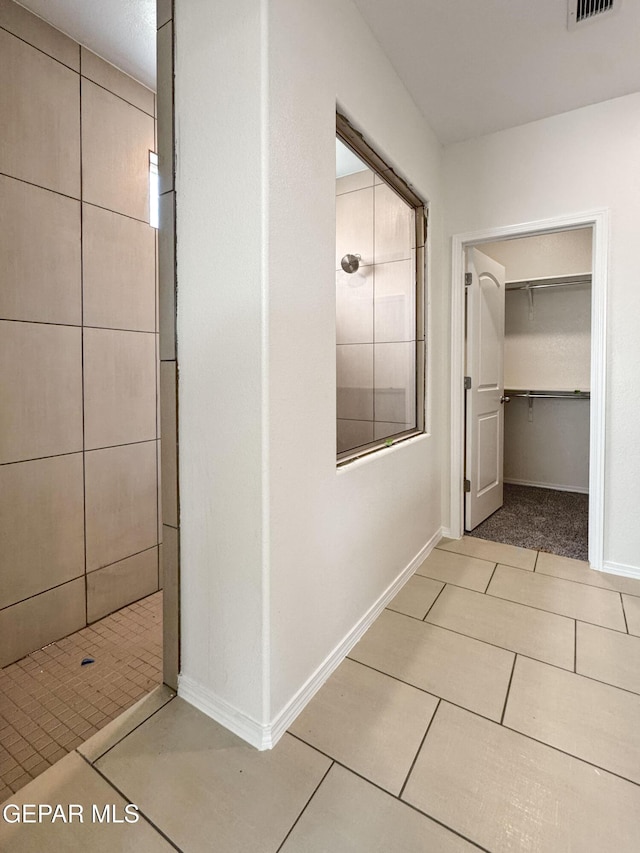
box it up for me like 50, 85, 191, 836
3, 538, 640, 851
0, 592, 162, 803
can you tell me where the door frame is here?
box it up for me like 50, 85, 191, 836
449, 210, 609, 569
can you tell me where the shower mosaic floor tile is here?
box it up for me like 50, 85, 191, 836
0, 592, 162, 802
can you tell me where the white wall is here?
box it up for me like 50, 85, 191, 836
175, 0, 445, 744
482, 229, 592, 280
444, 93, 640, 573
504, 399, 590, 493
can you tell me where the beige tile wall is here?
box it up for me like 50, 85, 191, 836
335, 172, 418, 454
0, 1, 161, 665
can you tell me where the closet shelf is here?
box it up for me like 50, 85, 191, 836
505, 274, 591, 292
505, 389, 590, 400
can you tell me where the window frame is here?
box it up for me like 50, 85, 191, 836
336, 113, 427, 466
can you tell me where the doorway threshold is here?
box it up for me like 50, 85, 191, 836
469, 484, 588, 561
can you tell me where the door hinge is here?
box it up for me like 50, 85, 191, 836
464, 479, 471, 493
465, 272, 472, 287
464, 376, 471, 390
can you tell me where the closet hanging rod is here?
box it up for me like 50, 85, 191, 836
504, 389, 590, 400
505, 274, 591, 292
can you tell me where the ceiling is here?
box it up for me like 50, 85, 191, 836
16, 0, 156, 90
16, 0, 640, 142
353, 0, 640, 142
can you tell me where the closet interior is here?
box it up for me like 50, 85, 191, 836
472, 228, 592, 560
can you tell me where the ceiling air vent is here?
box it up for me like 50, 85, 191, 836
568, 0, 618, 29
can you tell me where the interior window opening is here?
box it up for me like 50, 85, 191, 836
335, 114, 426, 464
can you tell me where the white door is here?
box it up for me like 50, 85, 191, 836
465, 248, 506, 530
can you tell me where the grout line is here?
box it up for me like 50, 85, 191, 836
620, 594, 629, 634
0, 25, 79, 74
0, 437, 159, 469
499, 721, 640, 791
533, 566, 640, 596
0, 176, 152, 228
81, 75, 155, 120
484, 587, 630, 634
574, 621, 577, 672
0, 546, 159, 614
82, 199, 152, 227
499, 655, 517, 725
79, 50, 88, 630
286, 732, 491, 852
414, 573, 492, 596
349, 623, 640, 699
422, 583, 447, 621
154, 171, 161, 592
0, 169, 80, 201
382, 606, 571, 669
86, 572, 162, 623
274, 761, 335, 853
483, 563, 498, 593
78, 753, 184, 852
0, 317, 160, 334
303, 658, 640, 795
433, 545, 517, 570
398, 699, 440, 798
533, 550, 540, 571
85, 437, 159, 455
343, 657, 492, 720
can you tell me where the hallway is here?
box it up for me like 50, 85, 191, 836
3, 537, 640, 851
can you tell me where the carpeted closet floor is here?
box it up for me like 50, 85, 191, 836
470, 483, 589, 561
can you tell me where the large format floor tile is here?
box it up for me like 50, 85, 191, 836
623, 594, 640, 637
504, 656, 640, 784
349, 609, 514, 721
289, 659, 437, 794
437, 535, 536, 571
402, 702, 640, 853
96, 698, 331, 853
387, 574, 444, 619
415, 549, 496, 592
576, 621, 640, 694
280, 764, 478, 853
488, 564, 626, 630
426, 584, 575, 669
536, 551, 640, 596
0, 752, 172, 852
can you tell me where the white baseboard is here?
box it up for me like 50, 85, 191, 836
268, 526, 444, 746
178, 674, 270, 750
178, 527, 444, 750
504, 478, 589, 495
601, 560, 640, 581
